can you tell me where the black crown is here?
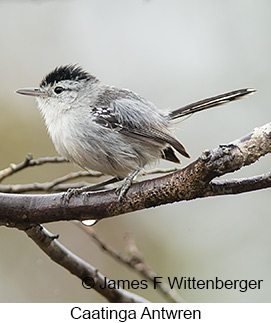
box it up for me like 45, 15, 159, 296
40, 64, 95, 87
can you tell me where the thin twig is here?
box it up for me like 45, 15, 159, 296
77, 225, 184, 302
0, 182, 89, 193
124, 232, 185, 303
0, 154, 67, 182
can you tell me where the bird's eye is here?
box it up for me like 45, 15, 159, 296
54, 86, 64, 94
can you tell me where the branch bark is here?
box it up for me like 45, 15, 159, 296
0, 122, 270, 227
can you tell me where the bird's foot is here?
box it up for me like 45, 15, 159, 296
62, 177, 120, 204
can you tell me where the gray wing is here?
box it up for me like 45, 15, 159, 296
92, 90, 190, 159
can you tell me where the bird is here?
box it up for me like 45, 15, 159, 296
16, 64, 255, 201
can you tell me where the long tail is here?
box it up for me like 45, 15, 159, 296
169, 88, 256, 120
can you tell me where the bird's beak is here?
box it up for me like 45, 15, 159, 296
16, 88, 47, 97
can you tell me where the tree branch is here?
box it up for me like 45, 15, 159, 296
23, 224, 149, 303
0, 168, 177, 193
0, 122, 270, 227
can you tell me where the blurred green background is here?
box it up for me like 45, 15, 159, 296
0, 0, 270, 302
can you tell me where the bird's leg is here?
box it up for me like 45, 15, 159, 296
63, 177, 120, 203
62, 168, 140, 203
117, 168, 141, 202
